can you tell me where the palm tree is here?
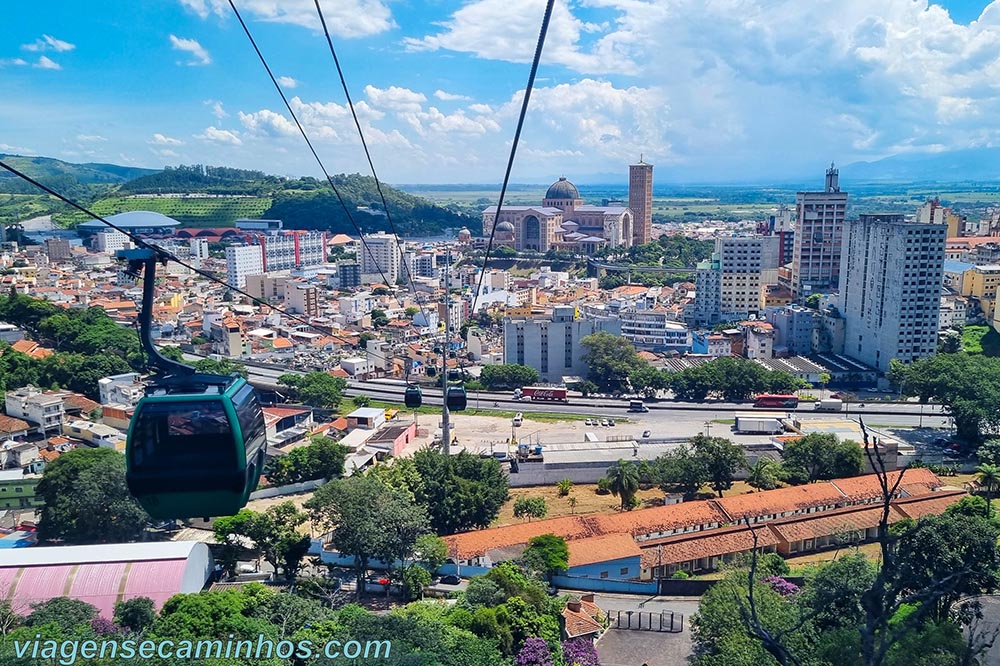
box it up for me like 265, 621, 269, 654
747, 458, 778, 492
606, 460, 640, 511
976, 464, 1000, 519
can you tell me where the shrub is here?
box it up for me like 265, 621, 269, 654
556, 479, 573, 497
596, 478, 611, 495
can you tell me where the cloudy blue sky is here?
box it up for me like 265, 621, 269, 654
3, 1, 999, 184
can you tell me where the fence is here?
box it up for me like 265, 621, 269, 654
551, 575, 658, 595
612, 609, 683, 633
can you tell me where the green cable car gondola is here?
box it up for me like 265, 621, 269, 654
446, 385, 467, 411
117, 248, 268, 520
127, 374, 266, 519
404, 385, 423, 409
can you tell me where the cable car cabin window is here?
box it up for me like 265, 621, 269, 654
131, 400, 238, 475
231, 383, 265, 457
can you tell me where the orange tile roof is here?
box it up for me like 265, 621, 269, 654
272, 337, 293, 349
892, 490, 967, 520
588, 500, 728, 538
444, 516, 599, 559
640, 524, 780, 568
330, 368, 350, 378
567, 534, 641, 568
10, 340, 38, 355
830, 468, 941, 502
38, 449, 61, 462
767, 504, 906, 544
0, 415, 30, 432
713, 483, 846, 522
562, 604, 603, 639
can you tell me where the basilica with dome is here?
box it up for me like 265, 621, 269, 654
481, 160, 653, 253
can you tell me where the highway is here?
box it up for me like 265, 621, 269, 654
231, 362, 948, 427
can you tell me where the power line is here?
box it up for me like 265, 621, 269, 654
312, 0, 432, 334
471, 0, 555, 315
0, 159, 396, 366
226, 0, 411, 315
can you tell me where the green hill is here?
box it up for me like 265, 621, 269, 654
54, 196, 274, 227
0, 154, 156, 193
2, 156, 471, 235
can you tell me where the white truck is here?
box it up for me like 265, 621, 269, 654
734, 414, 785, 435
813, 398, 844, 412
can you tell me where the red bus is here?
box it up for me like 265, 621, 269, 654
753, 394, 799, 409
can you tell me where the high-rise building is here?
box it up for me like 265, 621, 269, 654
717, 236, 781, 320
629, 158, 653, 246
44, 238, 71, 261
226, 244, 265, 289
245, 273, 288, 301
791, 164, 848, 299
255, 231, 326, 272
503, 307, 622, 383
189, 238, 210, 261
284, 281, 319, 317
838, 213, 946, 372
338, 261, 361, 289
686, 252, 722, 327
360, 232, 402, 285
95, 230, 132, 254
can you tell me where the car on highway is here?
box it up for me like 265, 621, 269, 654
440, 574, 461, 585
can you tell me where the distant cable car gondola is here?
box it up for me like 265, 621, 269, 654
447, 385, 468, 411
404, 385, 423, 409
118, 249, 267, 520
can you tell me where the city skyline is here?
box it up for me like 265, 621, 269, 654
3, 1, 1000, 184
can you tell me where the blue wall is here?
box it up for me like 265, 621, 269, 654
566, 556, 641, 580
551, 575, 658, 595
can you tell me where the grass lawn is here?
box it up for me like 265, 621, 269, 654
962, 325, 1000, 356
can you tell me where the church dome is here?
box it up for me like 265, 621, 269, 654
545, 177, 579, 201
496, 221, 515, 233
457, 226, 472, 240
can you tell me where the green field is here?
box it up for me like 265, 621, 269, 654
961, 325, 1000, 356
0, 193, 67, 226
54, 196, 273, 227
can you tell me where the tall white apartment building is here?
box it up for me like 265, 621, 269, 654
95, 230, 131, 254
189, 238, 210, 261
791, 165, 848, 299
838, 213, 946, 372
687, 252, 722, 327
256, 231, 326, 272
503, 306, 622, 383
360, 232, 402, 285
226, 244, 265, 289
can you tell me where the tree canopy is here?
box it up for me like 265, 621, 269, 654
36, 447, 148, 544
264, 435, 347, 486
581, 332, 644, 394
781, 433, 864, 484
278, 371, 347, 409
411, 449, 509, 535
480, 364, 541, 391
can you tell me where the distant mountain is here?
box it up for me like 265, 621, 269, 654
0, 154, 157, 193
845, 148, 1000, 182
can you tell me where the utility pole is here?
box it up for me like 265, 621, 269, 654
441, 248, 451, 454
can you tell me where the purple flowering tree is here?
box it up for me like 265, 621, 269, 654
562, 637, 601, 666
763, 575, 800, 597
515, 637, 554, 666
90, 615, 118, 635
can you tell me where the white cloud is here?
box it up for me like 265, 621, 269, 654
278, 76, 299, 89
365, 85, 427, 113
178, 0, 395, 37
239, 110, 299, 137
195, 126, 242, 145
0, 143, 36, 154
149, 133, 184, 146
404, 0, 642, 75
206, 100, 228, 119
34, 56, 61, 70
434, 90, 471, 101
169, 35, 211, 66
155, 148, 180, 158
468, 103, 493, 114
0, 58, 28, 67
22, 35, 75, 53
76, 134, 107, 142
